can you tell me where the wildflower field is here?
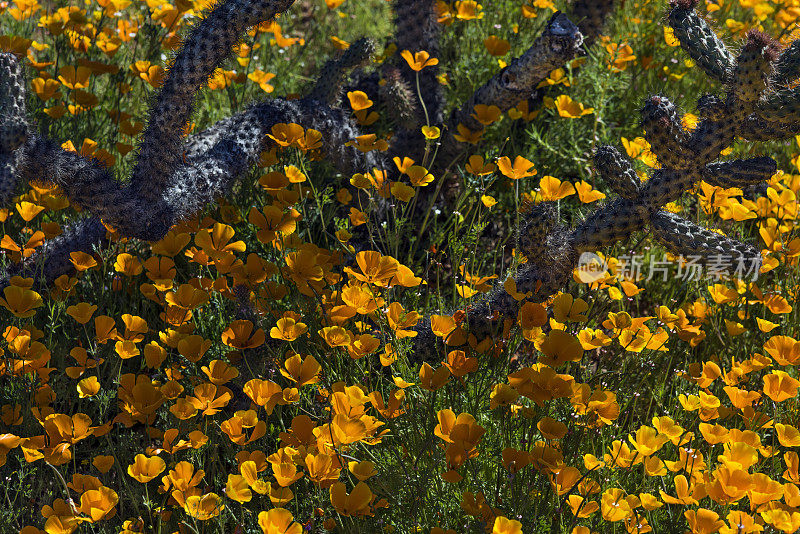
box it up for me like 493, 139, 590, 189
2, 0, 800, 532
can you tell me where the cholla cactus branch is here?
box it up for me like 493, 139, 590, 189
9, 98, 375, 291
131, 0, 294, 204
641, 95, 689, 170
409, 2, 795, 365
436, 12, 583, 166
517, 202, 557, 260
306, 38, 376, 105
667, 0, 734, 84
739, 114, 800, 140
771, 38, 800, 87
650, 210, 761, 273
0, 0, 387, 289
702, 157, 777, 189
729, 30, 780, 109
17, 135, 172, 240
593, 145, 641, 199
0, 53, 27, 206
449, 13, 583, 133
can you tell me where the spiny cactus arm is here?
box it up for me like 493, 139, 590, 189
729, 30, 780, 114
667, 0, 734, 84
650, 210, 761, 275
645, 35, 775, 169
570, 197, 650, 252
16, 135, 171, 241
130, 0, 296, 203
408, 4, 795, 366
641, 95, 689, 170
183, 40, 376, 159
4, 96, 377, 292
568, 0, 617, 49
739, 115, 800, 141
434, 12, 583, 166
2, 217, 108, 292
5, 97, 377, 292
183, 115, 237, 160
0, 52, 29, 206
306, 38, 376, 105
770, 38, 800, 87
6, 0, 300, 239
592, 145, 641, 199
755, 86, 800, 124
450, 12, 582, 131
702, 157, 777, 189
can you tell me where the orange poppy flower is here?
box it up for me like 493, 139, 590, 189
401, 49, 439, 71
258, 508, 302, 534
127, 454, 166, 483
243, 379, 283, 413
178, 335, 213, 363
76, 485, 118, 522
248, 69, 276, 93
465, 155, 497, 176
763, 370, 800, 402
187, 383, 232, 416
113, 253, 143, 276
419, 362, 450, 391
471, 104, 501, 126
497, 156, 537, 180
221, 320, 266, 350
57, 65, 90, 89
329, 481, 373, 516
226, 474, 252, 503
0, 286, 43, 318
280, 354, 320, 386
345, 251, 398, 286
15, 201, 45, 222
184, 492, 223, 520
453, 123, 482, 144
194, 222, 246, 258
268, 123, 304, 147
77, 376, 100, 398
444, 349, 478, 378
271, 316, 308, 341
200, 359, 239, 385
